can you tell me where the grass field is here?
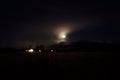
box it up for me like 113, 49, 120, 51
0, 51, 113, 79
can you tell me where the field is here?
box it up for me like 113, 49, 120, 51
0, 51, 114, 79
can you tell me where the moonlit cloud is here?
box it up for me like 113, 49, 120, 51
0, 0, 118, 48
9, 16, 104, 47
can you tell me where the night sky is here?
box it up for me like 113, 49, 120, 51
0, 0, 119, 48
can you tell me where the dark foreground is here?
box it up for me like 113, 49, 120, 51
0, 51, 115, 80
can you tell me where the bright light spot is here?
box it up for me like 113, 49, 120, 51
59, 32, 67, 39
39, 50, 42, 52
28, 49, 34, 53
61, 34, 66, 39
54, 25, 72, 43
51, 50, 54, 52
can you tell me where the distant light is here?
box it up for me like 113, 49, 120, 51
39, 50, 42, 52
28, 49, 34, 53
51, 49, 54, 52
26, 49, 28, 52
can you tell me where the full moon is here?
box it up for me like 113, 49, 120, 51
61, 34, 66, 39
59, 32, 67, 39
54, 25, 72, 43
56, 32, 67, 43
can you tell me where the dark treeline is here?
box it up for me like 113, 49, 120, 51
0, 40, 120, 55
49, 41, 120, 52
